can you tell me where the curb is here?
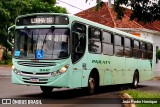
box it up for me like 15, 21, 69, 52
0, 66, 12, 68
120, 93, 136, 107
0, 75, 11, 77
152, 77, 160, 80
0, 65, 12, 67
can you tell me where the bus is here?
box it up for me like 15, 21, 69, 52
8, 13, 153, 94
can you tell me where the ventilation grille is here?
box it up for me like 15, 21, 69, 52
21, 71, 50, 75
23, 81, 48, 84
17, 61, 56, 67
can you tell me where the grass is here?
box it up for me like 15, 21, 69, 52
122, 89, 160, 107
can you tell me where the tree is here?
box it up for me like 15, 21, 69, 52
86, 0, 160, 24
0, 0, 67, 63
156, 49, 160, 60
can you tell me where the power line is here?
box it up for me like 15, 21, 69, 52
57, 0, 114, 24
57, 0, 86, 12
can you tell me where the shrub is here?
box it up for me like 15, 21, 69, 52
156, 49, 160, 60
2, 50, 12, 64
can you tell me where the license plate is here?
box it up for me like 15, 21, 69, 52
30, 78, 39, 82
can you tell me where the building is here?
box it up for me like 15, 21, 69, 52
76, 3, 160, 76
149, 0, 159, 5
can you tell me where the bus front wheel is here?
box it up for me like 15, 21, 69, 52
40, 86, 53, 93
88, 73, 99, 94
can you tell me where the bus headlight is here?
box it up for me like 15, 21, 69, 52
12, 66, 21, 75
59, 65, 69, 73
51, 65, 69, 76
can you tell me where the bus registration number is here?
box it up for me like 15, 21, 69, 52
30, 78, 39, 82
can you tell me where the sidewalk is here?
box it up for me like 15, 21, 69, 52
0, 65, 11, 77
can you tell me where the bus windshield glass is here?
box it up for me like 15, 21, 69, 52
14, 28, 70, 59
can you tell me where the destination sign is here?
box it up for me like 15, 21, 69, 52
31, 17, 53, 24
16, 15, 69, 25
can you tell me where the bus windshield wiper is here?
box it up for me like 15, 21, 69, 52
51, 33, 56, 59
41, 26, 55, 50
31, 31, 34, 53
36, 29, 40, 49
24, 27, 30, 52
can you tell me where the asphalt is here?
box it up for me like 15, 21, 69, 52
0, 66, 123, 107
0, 65, 11, 76
1, 65, 160, 107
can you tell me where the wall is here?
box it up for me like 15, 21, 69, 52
140, 32, 160, 76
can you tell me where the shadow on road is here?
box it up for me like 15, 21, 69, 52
17, 84, 147, 100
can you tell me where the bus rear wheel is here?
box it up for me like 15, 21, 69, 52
40, 86, 53, 93
132, 72, 139, 88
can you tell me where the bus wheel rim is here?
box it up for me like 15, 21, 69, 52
89, 77, 95, 90
134, 77, 138, 86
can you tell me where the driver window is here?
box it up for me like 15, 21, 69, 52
71, 22, 86, 63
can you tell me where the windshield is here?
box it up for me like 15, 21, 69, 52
14, 28, 70, 59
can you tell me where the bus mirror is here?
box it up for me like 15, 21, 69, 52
51, 26, 55, 33
7, 25, 15, 47
72, 32, 80, 38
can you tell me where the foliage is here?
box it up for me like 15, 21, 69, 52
95, 1, 104, 11
0, 0, 67, 63
2, 49, 12, 64
122, 89, 160, 107
122, 89, 160, 98
114, 0, 160, 23
86, 0, 160, 23
156, 49, 160, 60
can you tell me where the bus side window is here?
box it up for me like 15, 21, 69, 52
133, 40, 140, 58
147, 44, 153, 60
114, 35, 124, 56
141, 42, 147, 59
71, 22, 86, 63
88, 27, 102, 54
102, 31, 114, 55
124, 37, 132, 57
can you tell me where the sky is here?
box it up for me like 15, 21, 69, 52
56, 0, 108, 14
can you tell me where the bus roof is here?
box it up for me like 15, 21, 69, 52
15, 13, 153, 44
69, 14, 153, 44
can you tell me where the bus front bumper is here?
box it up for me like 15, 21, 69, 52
11, 70, 69, 87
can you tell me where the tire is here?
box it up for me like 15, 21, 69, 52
88, 73, 99, 94
132, 72, 139, 88
40, 86, 53, 93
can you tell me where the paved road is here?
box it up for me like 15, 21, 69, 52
1, 66, 160, 107
0, 77, 124, 107
1, 77, 160, 107
0, 66, 123, 107
0, 66, 11, 76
